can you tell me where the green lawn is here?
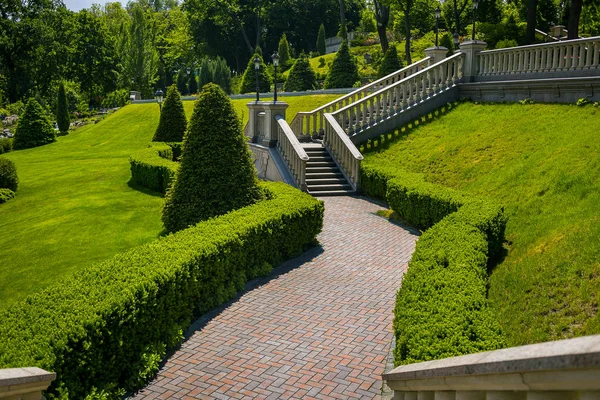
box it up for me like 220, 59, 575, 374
363, 102, 600, 346
0, 94, 338, 309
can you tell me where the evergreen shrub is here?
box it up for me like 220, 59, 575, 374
129, 144, 178, 193
240, 49, 271, 94
56, 82, 70, 134
323, 40, 359, 89
0, 188, 15, 204
101, 89, 130, 108
188, 74, 198, 95
278, 33, 292, 69
283, 55, 318, 92
0, 138, 13, 154
316, 24, 326, 55
0, 181, 324, 399
162, 83, 263, 233
0, 157, 18, 192
152, 85, 187, 142
212, 57, 232, 94
377, 45, 403, 79
13, 98, 56, 150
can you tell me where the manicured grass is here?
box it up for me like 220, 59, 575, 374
363, 102, 600, 346
0, 94, 338, 309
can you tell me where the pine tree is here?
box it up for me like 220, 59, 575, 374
198, 57, 213, 88
323, 40, 359, 89
152, 85, 187, 142
161, 83, 263, 233
278, 33, 291, 68
176, 69, 187, 95
188, 74, 198, 95
213, 57, 232, 94
316, 24, 327, 56
13, 98, 56, 150
284, 54, 318, 92
240, 49, 271, 94
377, 45, 403, 79
56, 82, 70, 134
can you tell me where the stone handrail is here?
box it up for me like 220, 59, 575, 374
322, 113, 363, 189
383, 334, 600, 400
0, 367, 56, 399
478, 36, 600, 77
332, 52, 464, 136
275, 115, 308, 190
290, 57, 433, 137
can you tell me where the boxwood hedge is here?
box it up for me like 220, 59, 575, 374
0, 188, 15, 203
0, 182, 324, 399
129, 143, 178, 193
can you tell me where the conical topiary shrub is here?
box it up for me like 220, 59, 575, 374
240, 48, 271, 94
13, 98, 56, 150
316, 24, 326, 56
152, 85, 187, 142
56, 82, 70, 134
323, 40, 359, 89
377, 45, 403, 78
161, 83, 263, 233
284, 55, 318, 92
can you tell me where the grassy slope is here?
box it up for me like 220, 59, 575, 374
0, 94, 339, 309
363, 102, 600, 346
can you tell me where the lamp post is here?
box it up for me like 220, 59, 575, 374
271, 51, 280, 102
154, 89, 164, 112
453, 32, 459, 49
254, 56, 261, 102
471, 0, 479, 41
434, 6, 441, 47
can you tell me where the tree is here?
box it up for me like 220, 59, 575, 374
176, 69, 188, 95
198, 57, 213, 88
240, 49, 271, 94
317, 24, 327, 55
525, 0, 538, 44
213, 57, 233, 94
125, 2, 159, 99
188, 74, 198, 94
152, 85, 187, 142
284, 55, 318, 92
339, 0, 348, 40
373, 0, 390, 53
568, 0, 584, 39
56, 82, 70, 134
278, 33, 292, 68
13, 98, 56, 150
377, 45, 403, 78
162, 83, 263, 233
323, 40, 359, 89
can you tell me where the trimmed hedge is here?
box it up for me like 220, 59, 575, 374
0, 138, 13, 154
0, 181, 324, 399
0, 188, 15, 203
0, 157, 18, 192
129, 144, 178, 193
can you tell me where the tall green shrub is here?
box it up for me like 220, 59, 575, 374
152, 85, 187, 142
213, 57, 232, 94
317, 24, 327, 55
176, 69, 187, 95
240, 49, 271, 94
323, 40, 359, 89
198, 57, 213, 88
377, 45, 403, 78
56, 82, 70, 134
278, 33, 292, 68
0, 157, 18, 192
284, 55, 318, 92
13, 98, 55, 150
162, 83, 263, 233
188, 74, 198, 95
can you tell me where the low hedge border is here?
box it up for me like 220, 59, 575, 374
360, 163, 507, 366
129, 143, 179, 193
0, 182, 324, 399
0, 188, 15, 203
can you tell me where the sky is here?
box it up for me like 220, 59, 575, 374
63, 0, 112, 11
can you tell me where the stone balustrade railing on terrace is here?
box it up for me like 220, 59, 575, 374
275, 115, 308, 190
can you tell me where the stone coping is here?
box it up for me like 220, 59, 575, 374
0, 367, 56, 387
384, 335, 600, 382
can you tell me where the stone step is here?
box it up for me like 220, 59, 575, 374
306, 171, 345, 179
305, 178, 347, 185
307, 183, 353, 192
306, 161, 337, 168
307, 155, 332, 162
306, 166, 336, 173
307, 189, 355, 197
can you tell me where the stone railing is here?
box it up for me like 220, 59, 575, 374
331, 52, 464, 136
0, 367, 55, 399
478, 36, 600, 78
383, 334, 600, 400
290, 57, 433, 137
275, 115, 308, 190
322, 113, 363, 189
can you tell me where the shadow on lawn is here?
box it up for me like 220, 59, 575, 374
127, 180, 165, 198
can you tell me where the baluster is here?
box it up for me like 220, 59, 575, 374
566, 45, 573, 69
446, 62, 452, 87
558, 45, 565, 70
304, 115, 310, 136
584, 42, 592, 68
578, 43, 585, 68
593, 42, 600, 67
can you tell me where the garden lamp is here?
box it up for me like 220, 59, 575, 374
472, 0, 479, 41
435, 6, 441, 47
272, 51, 280, 102
254, 56, 261, 102
155, 89, 164, 111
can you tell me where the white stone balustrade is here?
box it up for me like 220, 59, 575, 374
383, 334, 600, 400
290, 57, 433, 137
331, 52, 464, 136
322, 113, 363, 189
478, 36, 600, 78
275, 115, 308, 190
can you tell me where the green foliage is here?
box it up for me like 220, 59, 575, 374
101, 89, 130, 108
152, 85, 187, 142
129, 144, 178, 193
323, 41, 359, 89
240, 51, 271, 94
316, 24, 327, 56
0, 157, 18, 192
0, 138, 13, 154
576, 98, 590, 107
377, 45, 403, 79
278, 33, 292, 68
13, 98, 56, 150
496, 39, 519, 49
176, 69, 187, 95
439, 33, 455, 55
0, 188, 15, 204
0, 181, 324, 399
188, 74, 198, 95
6, 101, 25, 116
359, 8, 377, 33
162, 84, 263, 233
283, 55, 318, 92
212, 57, 232, 94
198, 57, 213, 88
56, 82, 70, 134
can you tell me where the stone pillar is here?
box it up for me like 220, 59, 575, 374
246, 101, 263, 143
261, 101, 289, 148
459, 40, 487, 82
424, 47, 449, 64
0, 367, 56, 400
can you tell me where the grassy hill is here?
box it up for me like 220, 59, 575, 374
363, 102, 600, 346
0, 94, 339, 309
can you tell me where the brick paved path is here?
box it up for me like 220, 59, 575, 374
133, 196, 418, 400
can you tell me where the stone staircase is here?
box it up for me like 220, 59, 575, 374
302, 143, 354, 196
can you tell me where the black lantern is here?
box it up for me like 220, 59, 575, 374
272, 51, 280, 102
254, 56, 261, 102
434, 6, 441, 47
154, 89, 164, 111
472, 0, 479, 41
